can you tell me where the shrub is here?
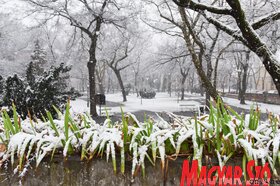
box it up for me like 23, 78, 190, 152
1, 63, 79, 119
139, 89, 156, 99
0, 75, 4, 106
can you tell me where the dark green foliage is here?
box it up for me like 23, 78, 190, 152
24, 63, 77, 119
2, 75, 26, 116
2, 64, 79, 119
26, 62, 36, 87
67, 87, 82, 100
30, 39, 47, 75
0, 75, 4, 94
0, 75, 4, 106
139, 89, 156, 99
1, 40, 80, 119
26, 40, 47, 89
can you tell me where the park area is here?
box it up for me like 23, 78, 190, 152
0, 92, 279, 185
0, 0, 280, 185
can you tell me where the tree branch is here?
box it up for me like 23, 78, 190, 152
172, 0, 232, 15
252, 11, 280, 30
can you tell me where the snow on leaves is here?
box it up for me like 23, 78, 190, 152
0, 108, 279, 178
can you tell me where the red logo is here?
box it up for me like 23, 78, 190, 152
180, 160, 271, 186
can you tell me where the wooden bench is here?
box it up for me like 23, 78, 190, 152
98, 107, 113, 116
179, 104, 197, 112
179, 104, 206, 116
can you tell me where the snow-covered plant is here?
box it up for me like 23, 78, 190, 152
1, 43, 80, 120
0, 101, 279, 180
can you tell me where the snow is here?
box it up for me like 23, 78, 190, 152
70, 99, 89, 113
223, 97, 280, 114
0, 101, 279, 177
70, 92, 201, 114
71, 92, 280, 116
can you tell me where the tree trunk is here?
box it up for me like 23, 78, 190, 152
190, 72, 194, 94
98, 81, 104, 94
178, 7, 219, 101
205, 54, 213, 109
240, 63, 249, 104
87, 61, 97, 117
134, 72, 138, 93
87, 17, 103, 117
181, 75, 187, 100
107, 74, 111, 93
168, 74, 172, 97
226, 0, 280, 96
228, 74, 232, 93
213, 61, 219, 90
237, 70, 242, 99
135, 72, 140, 97
222, 80, 225, 94
174, 0, 280, 96
240, 52, 250, 104
199, 81, 204, 96
96, 74, 104, 94
114, 69, 127, 102
81, 77, 85, 92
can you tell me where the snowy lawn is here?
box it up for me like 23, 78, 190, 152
71, 92, 280, 116
71, 92, 203, 114
223, 97, 280, 115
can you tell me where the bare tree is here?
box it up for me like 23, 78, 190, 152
25, 0, 133, 116
173, 0, 280, 96
0, 13, 32, 75
204, 27, 220, 108
131, 54, 141, 96
103, 36, 134, 102
240, 51, 250, 104
177, 57, 191, 100
155, 41, 192, 100
95, 60, 106, 94
213, 40, 235, 89
146, 1, 220, 103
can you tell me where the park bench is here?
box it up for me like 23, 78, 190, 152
179, 104, 197, 112
179, 104, 206, 116
98, 107, 113, 116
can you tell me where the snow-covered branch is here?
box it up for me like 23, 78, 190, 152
172, 0, 232, 15
252, 11, 280, 30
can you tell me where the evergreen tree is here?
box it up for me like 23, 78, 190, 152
0, 75, 4, 95
1, 42, 80, 119
0, 75, 4, 106
30, 39, 47, 76
2, 64, 78, 119
31, 63, 73, 118
26, 62, 36, 87
3, 75, 26, 116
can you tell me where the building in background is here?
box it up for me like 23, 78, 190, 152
256, 66, 276, 92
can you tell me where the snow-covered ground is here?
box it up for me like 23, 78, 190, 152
70, 92, 280, 115
223, 97, 280, 114
71, 92, 202, 114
